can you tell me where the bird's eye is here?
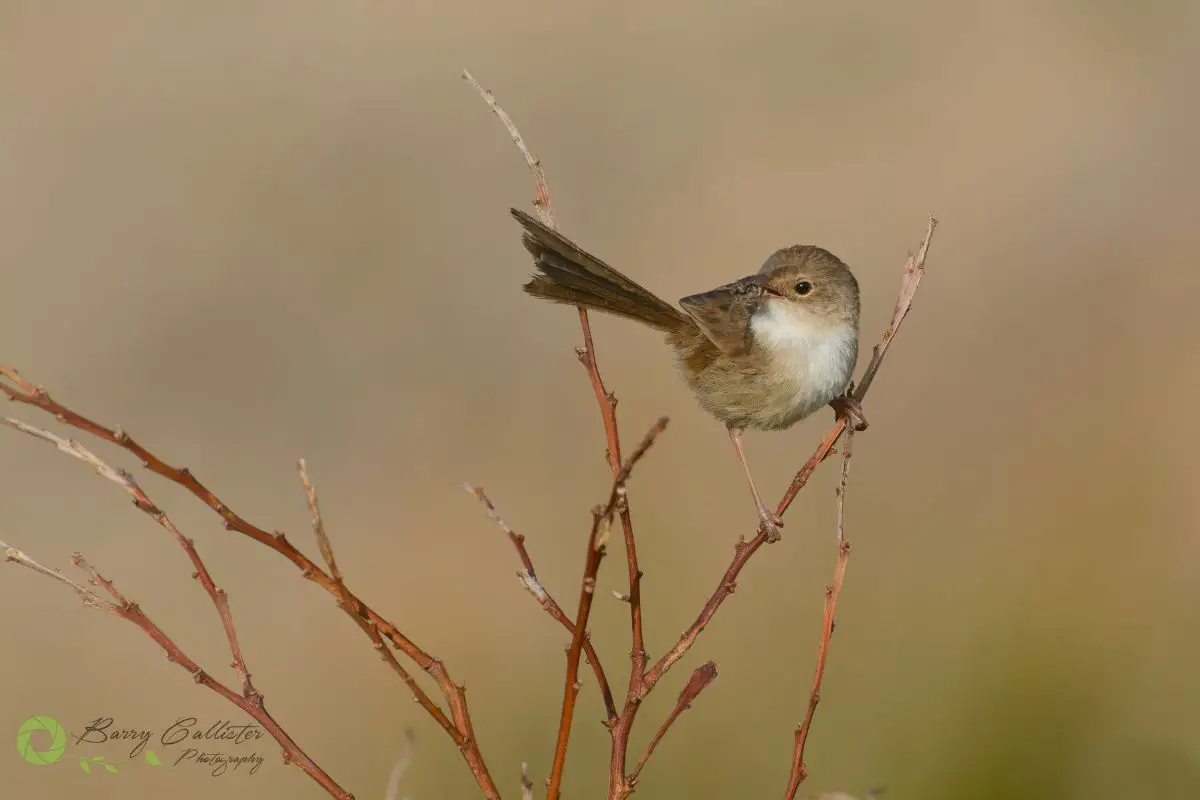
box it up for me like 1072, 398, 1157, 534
794, 281, 813, 296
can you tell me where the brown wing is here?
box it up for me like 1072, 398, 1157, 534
677, 275, 766, 357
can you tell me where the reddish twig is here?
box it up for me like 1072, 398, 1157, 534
464, 69, 651, 799
576, 309, 649, 688
461, 70, 648, 682
629, 661, 718, 785
0, 367, 500, 800
70, 554, 352, 800
2, 419, 261, 702
465, 483, 618, 721
547, 418, 668, 800
0, 439, 352, 799
547, 506, 609, 797
785, 429, 855, 798
297, 461, 464, 753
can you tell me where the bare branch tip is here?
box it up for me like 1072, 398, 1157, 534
520, 761, 534, 800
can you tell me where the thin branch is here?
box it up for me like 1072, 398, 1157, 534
1, 539, 104, 608
3, 417, 261, 702
464, 483, 617, 721
2, 540, 352, 797
629, 661, 718, 786
785, 429, 855, 798
462, 69, 553, 226
836, 432, 853, 549
0, 368, 500, 800
546, 506, 609, 797
296, 463, 463, 750
547, 417, 668, 800
520, 762, 535, 800
299, 459, 348, 592
464, 68, 652, 799
577, 312, 651, 712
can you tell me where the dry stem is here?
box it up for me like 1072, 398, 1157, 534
520, 762, 535, 800
0, 432, 351, 799
1, 539, 103, 607
296, 460, 460, 762
629, 661, 718, 784
2, 419, 261, 701
785, 429, 855, 797
465, 483, 618, 721
0, 366, 500, 799
464, 69, 650, 800
547, 417, 668, 798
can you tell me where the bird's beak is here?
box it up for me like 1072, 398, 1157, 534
746, 273, 783, 298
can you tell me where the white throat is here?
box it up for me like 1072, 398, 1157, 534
749, 299, 857, 418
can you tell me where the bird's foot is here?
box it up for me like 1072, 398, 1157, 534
830, 395, 868, 431
757, 504, 784, 543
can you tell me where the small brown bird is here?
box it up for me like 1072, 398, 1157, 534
512, 208, 865, 541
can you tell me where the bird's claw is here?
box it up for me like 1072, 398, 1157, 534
830, 395, 868, 431
757, 506, 784, 543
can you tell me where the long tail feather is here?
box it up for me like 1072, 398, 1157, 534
512, 209, 687, 332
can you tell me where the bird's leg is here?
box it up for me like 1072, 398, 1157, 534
727, 426, 783, 542
829, 394, 868, 431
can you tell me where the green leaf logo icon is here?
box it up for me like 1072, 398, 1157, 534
144, 750, 161, 766
16, 716, 67, 766
79, 760, 91, 774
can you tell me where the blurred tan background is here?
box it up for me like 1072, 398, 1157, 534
3, 1, 1199, 798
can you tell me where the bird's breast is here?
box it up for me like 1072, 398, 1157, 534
745, 302, 858, 429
